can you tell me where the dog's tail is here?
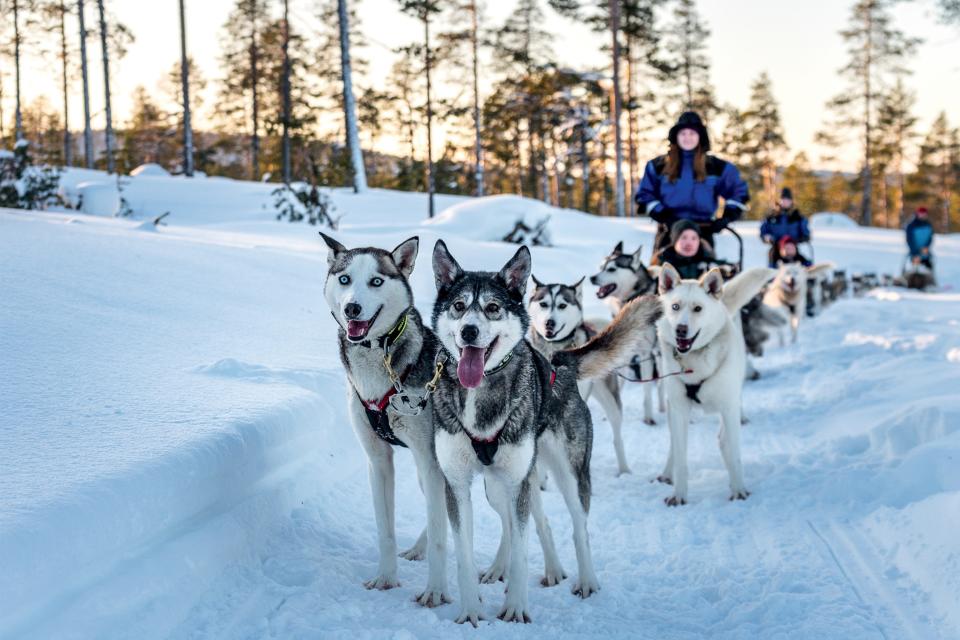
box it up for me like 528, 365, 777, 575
722, 267, 777, 315
551, 296, 662, 380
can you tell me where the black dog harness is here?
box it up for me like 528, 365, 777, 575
359, 364, 412, 448
684, 382, 703, 404
467, 363, 557, 466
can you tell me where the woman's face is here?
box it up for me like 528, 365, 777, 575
781, 243, 797, 258
677, 128, 700, 151
675, 229, 700, 257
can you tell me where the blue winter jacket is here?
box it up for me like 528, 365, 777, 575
635, 151, 749, 224
905, 217, 934, 257
760, 209, 810, 244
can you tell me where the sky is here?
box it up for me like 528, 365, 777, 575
5, 0, 960, 172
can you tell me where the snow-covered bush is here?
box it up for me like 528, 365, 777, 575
0, 140, 62, 211
272, 182, 339, 228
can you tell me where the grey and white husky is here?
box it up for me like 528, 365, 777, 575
430, 240, 661, 625
528, 277, 630, 475
589, 242, 665, 424
320, 233, 449, 607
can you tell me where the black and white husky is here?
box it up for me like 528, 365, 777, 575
430, 241, 661, 625
589, 242, 665, 424
527, 277, 629, 475
320, 233, 449, 607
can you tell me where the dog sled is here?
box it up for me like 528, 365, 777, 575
893, 254, 937, 291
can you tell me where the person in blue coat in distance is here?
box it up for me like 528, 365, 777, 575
635, 111, 750, 263
905, 206, 934, 268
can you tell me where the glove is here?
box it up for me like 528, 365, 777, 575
710, 218, 728, 234
722, 205, 743, 223
650, 207, 675, 225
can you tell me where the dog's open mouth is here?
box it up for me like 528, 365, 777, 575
457, 337, 499, 388
544, 324, 565, 340
675, 330, 700, 354
345, 306, 382, 342
597, 284, 617, 299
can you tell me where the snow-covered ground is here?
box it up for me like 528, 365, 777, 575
2, 170, 959, 639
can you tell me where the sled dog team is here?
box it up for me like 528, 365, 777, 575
322, 232, 796, 625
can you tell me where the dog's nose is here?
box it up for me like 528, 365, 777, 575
460, 324, 480, 344
344, 302, 362, 319
589, 275, 599, 285
676, 323, 689, 338
545, 319, 556, 330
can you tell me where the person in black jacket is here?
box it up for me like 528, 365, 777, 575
656, 219, 733, 280
761, 187, 811, 267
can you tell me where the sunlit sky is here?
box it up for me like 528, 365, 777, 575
7, 0, 960, 170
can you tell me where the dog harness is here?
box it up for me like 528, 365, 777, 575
684, 382, 703, 404
359, 364, 413, 448
466, 360, 557, 466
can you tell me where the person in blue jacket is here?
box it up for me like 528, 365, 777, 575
905, 206, 934, 268
636, 111, 750, 263
761, 187, 811, 267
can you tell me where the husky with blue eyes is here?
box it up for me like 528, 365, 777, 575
527, 277, 630, 475
429, 240, 662, 625
320, 232, 449, 609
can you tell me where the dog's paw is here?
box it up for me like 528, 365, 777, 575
480, 563, 508, 584
455, 607, 487, 627
399, 547, 424, 562
364, 575, 400, 590
655, 475, 673, 485
497, 601, 532, 623
571, 576, 600, 599
540, 566, 567, 587
643, 417, 657, 426
729, 490, 751, 501
664, 495, 687, 507
414, 588, 451, 608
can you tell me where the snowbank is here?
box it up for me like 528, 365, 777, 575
810, 212, 859, 229
129, 163, 171, 177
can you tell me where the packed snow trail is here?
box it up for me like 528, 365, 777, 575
1, 179, 958, 639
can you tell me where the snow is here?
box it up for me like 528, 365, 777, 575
129, 163, 171, 177
2, 174, 959, 639
810, 212, 859, 229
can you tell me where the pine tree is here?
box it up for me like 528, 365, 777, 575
397, 0, 444, 217
781, 152, 827, 215
178, 0, 194, 176
119, 86, 177, 173
656, 0, 716, 120
741, 72, 787, 210
874, 77, 917, 227
77, 0, 93, 167
820, 0, 920, 226
219, 0, 271, 180
915, 112, 960, 232
32, 1, 74, 165
338, 0, 367, 192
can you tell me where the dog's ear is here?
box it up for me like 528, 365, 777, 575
432, 240, 463, 290
531, 274, 544, 289
498, 245, 532, 299
573, 276, 585, 304
612, 241, 624, 256
700, 268, 724, 298
390, 236, 419, 278
658, 262, 681, 294
630, 245, 644, 271
319, 232, 347, 268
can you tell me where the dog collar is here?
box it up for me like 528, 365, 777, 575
483, 350, 514, 377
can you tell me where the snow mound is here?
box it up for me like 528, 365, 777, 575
423, 194, 557, 242
129, 163, 171, 177
76, 181, 120, 216
811, 212, 859, 229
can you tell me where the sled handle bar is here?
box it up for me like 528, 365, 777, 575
722, 226, 744, 272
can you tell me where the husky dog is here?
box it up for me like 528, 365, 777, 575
430, 241, 661, 625
589, 242, 664, 424
527, 277, 630, 474
656, 264, 776, 505
763, 263, 834, 344
320, 233, 449, 607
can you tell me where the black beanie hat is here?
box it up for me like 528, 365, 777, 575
668, 111, 711, 152
670, 218, 701, 244
781, 187, 793, 200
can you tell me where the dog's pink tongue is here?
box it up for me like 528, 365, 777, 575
347, 320, 370, 339
457, 346, 486, 388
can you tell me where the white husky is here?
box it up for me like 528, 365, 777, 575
763, 263, 834, 344
656, 264, 776, 505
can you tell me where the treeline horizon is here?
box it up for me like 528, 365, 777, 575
2, 0, 959, 230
